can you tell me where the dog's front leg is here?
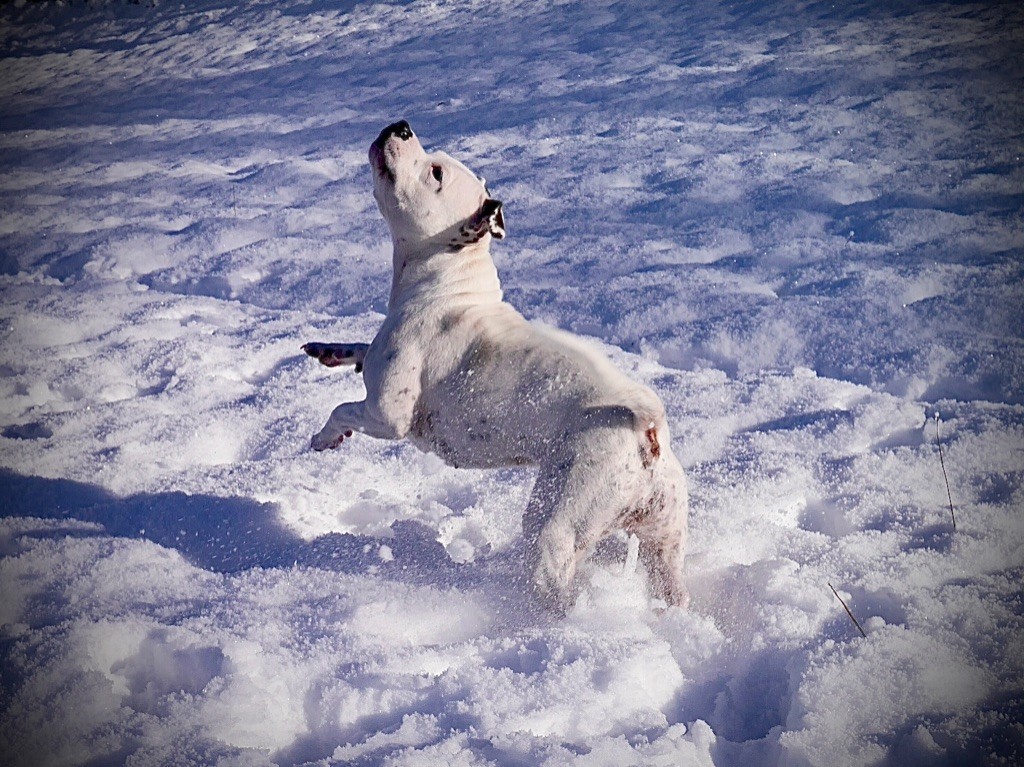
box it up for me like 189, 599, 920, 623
311, 397, 422, 450
311, 349, 422, 451
311, 401, 361, 450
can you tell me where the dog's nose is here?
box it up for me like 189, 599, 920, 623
376, 120, 413, 145
390, 120, 413, 140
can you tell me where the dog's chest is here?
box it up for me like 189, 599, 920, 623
384, 305, 571, 469
409, 379, 524, 469
409, 403, 492, 466
407, 352, 536, 469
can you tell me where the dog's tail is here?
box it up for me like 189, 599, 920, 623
625, 388, 669, 470
636, 412, 668, 470
581, 389, 669, 470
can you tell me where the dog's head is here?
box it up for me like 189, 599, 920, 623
369, 121, 504, 252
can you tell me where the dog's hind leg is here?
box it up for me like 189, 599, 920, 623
637, 523, 688, 608
302, 342, 369, 372
523, 432, 645, 614
523, 531, 578, 614
522, 464, 590, 615
627, 452, 690, 608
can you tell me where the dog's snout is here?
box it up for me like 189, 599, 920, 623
376, 120, 414, 146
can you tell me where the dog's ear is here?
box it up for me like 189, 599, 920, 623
481, 198, 505, 240
450, 199, 505, 250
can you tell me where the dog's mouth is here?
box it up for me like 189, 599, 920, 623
369, 142, 393, 183
369, 120, 415, 184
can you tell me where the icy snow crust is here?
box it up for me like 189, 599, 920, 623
1, 0, 1022, 764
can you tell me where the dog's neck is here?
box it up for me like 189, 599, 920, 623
389, 240, 503, 311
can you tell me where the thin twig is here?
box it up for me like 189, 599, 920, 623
828, 582, 867, 638
934, 415, 956, 530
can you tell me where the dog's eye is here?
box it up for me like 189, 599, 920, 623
430, 164, 444, 185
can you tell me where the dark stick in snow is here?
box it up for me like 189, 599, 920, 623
829, 582, 867, 638
935, 415, 957, 530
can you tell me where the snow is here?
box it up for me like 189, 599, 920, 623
1, 0, 1022, 765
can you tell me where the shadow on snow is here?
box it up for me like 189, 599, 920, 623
0, 468, 513, 594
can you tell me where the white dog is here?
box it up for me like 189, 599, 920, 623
306, 121, 688, 612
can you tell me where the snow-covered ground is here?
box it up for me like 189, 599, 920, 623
1, 0, 1022, 764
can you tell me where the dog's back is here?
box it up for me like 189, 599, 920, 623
404, 300, 668, 469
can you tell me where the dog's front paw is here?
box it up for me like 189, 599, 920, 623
311, 429, 354, 451
302, 342, 366, 372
